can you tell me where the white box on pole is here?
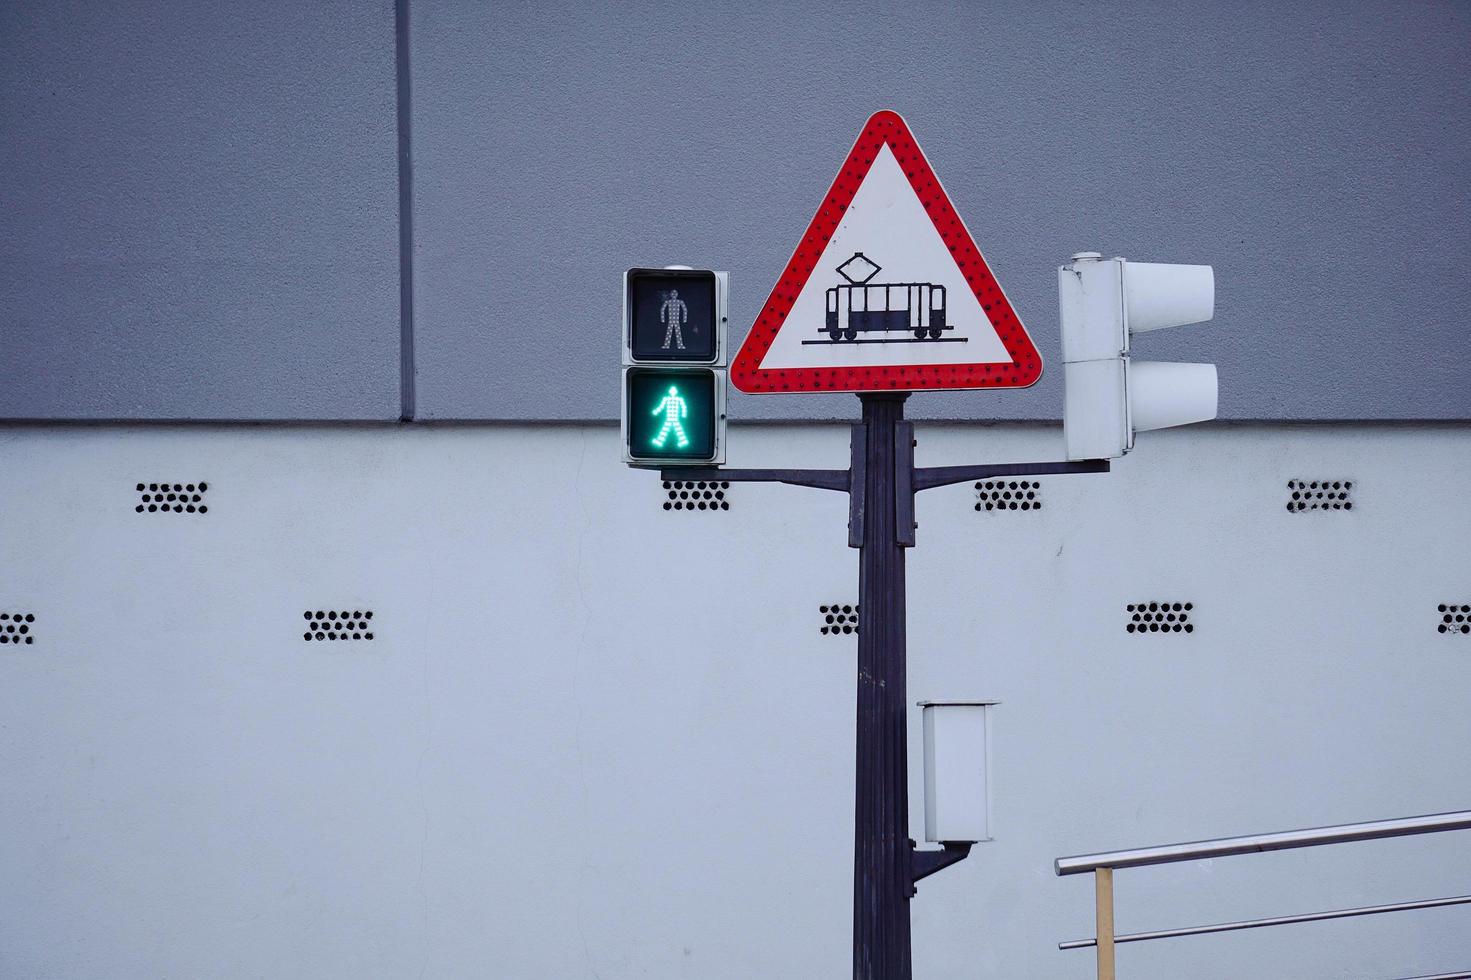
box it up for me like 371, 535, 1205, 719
919, 700, 996, 844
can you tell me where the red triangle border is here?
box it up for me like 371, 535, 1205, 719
731, 110, 1043, 394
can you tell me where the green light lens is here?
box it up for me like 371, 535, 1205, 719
626, 368, 716, 461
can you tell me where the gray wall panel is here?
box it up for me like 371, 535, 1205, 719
411, 0, 1471, 421
0, 1, 401, 420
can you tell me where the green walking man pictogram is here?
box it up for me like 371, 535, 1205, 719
651, 385, 690, 449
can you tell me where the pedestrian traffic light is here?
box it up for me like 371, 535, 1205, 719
623, 367, 721, 462
624, 268, 723, 363
622, 266, 728, 465
1058, 252, 1218, 460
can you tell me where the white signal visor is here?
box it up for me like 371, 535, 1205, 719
1123, 262, 1214, 336
1128, 361, 1219, 434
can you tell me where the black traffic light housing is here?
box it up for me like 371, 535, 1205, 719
622, 267, 727, 465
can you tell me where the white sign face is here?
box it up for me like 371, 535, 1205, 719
732, 110, 1041, 394
756, 146, 1012, 371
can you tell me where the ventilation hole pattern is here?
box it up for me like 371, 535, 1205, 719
1126, 602, 1194, 634
0, 611, 36, 645
136, 481, 209, 514
663, 480, 730, 512
820, 604, 859, 636
975, 480, 1041, 512
1438, 603, 1471, 636
1287, 479, 1352, 513
303, 609, 374, 642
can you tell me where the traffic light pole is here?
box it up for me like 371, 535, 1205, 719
662, 399, 1108, 979
852, 391, 915, 979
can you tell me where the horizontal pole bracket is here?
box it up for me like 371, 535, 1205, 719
656, 467, 851, 492
913, 459, 1110, 492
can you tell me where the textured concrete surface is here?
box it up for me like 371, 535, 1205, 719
2, 2, 1467, 421
410, 0, 1471, 421
0, 2, 400, 419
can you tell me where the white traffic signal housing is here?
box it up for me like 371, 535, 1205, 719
1059, 252, 1218, 460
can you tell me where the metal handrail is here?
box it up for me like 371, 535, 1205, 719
1054, 809, 1471, 980
1056, 809, 1471, 875
1058, 893, 1471, 949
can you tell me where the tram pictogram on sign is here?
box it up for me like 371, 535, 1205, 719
811, 252, 959, 346
731, 110, 1042, 394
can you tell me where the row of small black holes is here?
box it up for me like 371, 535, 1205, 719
968, 479, 1354, 516
664, 480, 730, 511
0, 612, 36, 645
821, 603, 858, 635
975, 480, 1041, 512
1287, 479, 1352, 512
8, 600, 1467, 644
303, 609, 374, 641
1127, 602, 1194, 634
137, 482, 209, 514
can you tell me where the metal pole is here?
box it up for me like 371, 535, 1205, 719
853, 391, 912, 980
1060, 893, 1471, 950
1055, 810, 1471, 876
1095, 868, 1116, 980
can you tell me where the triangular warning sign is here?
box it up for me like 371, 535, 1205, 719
732, 111, 1042, 394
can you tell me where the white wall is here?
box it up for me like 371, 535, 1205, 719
1, 422, 1468, 979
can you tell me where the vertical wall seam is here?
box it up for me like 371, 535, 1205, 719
394, 0, 416, 421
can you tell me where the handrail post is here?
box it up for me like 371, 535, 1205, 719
1096, 867, 1116, 980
